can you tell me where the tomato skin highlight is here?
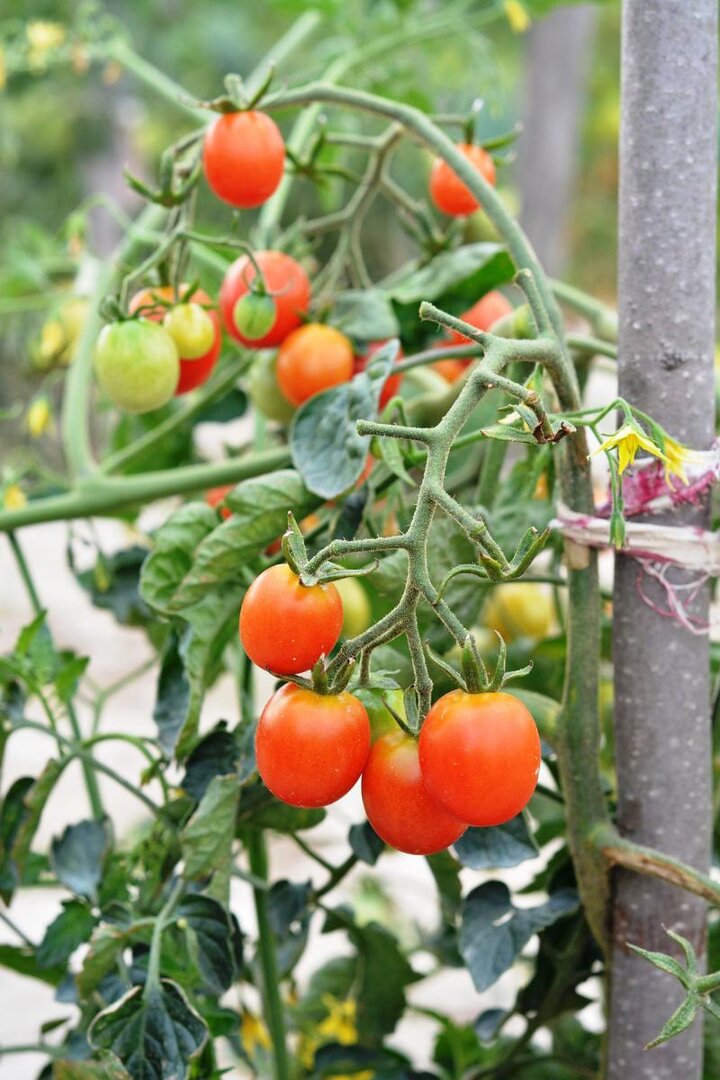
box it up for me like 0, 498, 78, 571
94, 320, 179, 414
130, 286, 221, 395
256, 684, 370, 807
203, 110, 285, 208
354, 340, 404, 409
448, 292, 513, 344
239, 564, 343, 675
220, 251, 311, 349
429, 143, 496, 216
362, 731, 467, 855
276, 324, 354, 406
418, 690, 541, 827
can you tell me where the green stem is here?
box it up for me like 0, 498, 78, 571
246, 830, 290, 1080
567, 333, 618, 360
551, 278, 618, 337
0, 908, 34, 948
0, 447, 290, 532
475, 427, 508, 508
7, 532, 104, 819
145, 877, 185, 996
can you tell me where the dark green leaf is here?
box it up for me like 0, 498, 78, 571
331, 289, 400, 340
386, 244, 512, 305
153, 634, 191, 757
140, 505, 218, 615
88, 979, 208, 1080
313, 1043, 412, 1076
53, 1057, 132, 1079
178, 894, 235, 995
11, 760, 66, 878
51, 819, 112, 900
267, 879, 312, 978
180, 726, 238, 802
454, 815, 538, 869
181, 774, 238, 903
37, 899, 96, 968
433, 1021, 486, 1075
349, 822, 384, 866
460, 882, 579, 992
169, 470, 321, 608
72, 546, 152, 627
474, 1008, 507, 1043
0, 942, 65, 986
0, 775, 34, 899
291, 343, 397, 499
237, 779, 325, 833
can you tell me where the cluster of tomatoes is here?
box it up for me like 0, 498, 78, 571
239, 563, 541, 856
92, 106, 506, 417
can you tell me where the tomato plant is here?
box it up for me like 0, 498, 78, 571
418, 690, 541, 826
220, 250, 311, 348
239, 563, 343, 674
256, 683, 370, 807
362, 730, 467, 854
202, 110, 285, 208
354, 339, 404, 408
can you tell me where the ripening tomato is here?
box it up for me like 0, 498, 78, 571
239, 564, 343, 674
362, 731, 466, 855
418, 690, 541, 827
248, 351, 296, 424
334, 577, 372, 639
448, 292, 513, 344
354, 340, 404, 409
483, 583, 554, 642
129, 286, 221, 395
356, 687, 406, 743
256, 683, 370, 807
220, 251, 311, 349
94, 320, 179, 414
429, 143, 496, 217
205, 485, 233, 520
203, 110, 285, 208
433, 358, 468, 383
276, 324, 354, 406
163, 303, 216, 359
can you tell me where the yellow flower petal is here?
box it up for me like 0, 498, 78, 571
240, 1010, 271, 1056
504, 0, 531, 33
3, 485, 26, 511
26, 397, 53, 438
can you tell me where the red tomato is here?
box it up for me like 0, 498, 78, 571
129, 286, 221, 395
448, 292, 513, 344
202, 111, 285, 208
220, 251, 311, 349
256, 683, 370, 807
239, 564, 343, 675
276, 324, 354, 406
418, 690, 541, 827
361, 731, 467, 855
205, 485, 233, 520
429, 143, 496, 216
353, 340, 404, 409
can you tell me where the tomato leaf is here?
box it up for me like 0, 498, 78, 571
237, 780, 325, 833
330, 288, 400, 340
291, 342, 398, 499
180, 725, 239, 802
168, 470, 321, 609
53, 1058, 132, 1080
88, 979, 208, 1080
11, 760, 66, 880
385, 243, 513, 305
37, 899, 97, 968
51, 819, 112, 901
268, 880, 313, 978
0, 942, 66, 987
71, 545, 152, 628
460, 881, 579, 992
153, 633, 191, 756
349, 822, 384, 866
140, 504, 218, 615
177, 894, 236, 994
454, 815, 538, 870
427, 849, 463, 924
181, 774, 238, 904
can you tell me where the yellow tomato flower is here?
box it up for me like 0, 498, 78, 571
3, 485, 26, 511
317, 995, 359, 1045
26, 21, 66, 71
504, 0, 531, 33
661, 435, 695, 487
240, 1010, 271, 1056
26, 397, 53, 438
593, 422, 668, 474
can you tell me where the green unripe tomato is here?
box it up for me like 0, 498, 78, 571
248, 351, 296, 424
355, 687, 406, 742
163, 303, 216, 359
334, 576, 372, 638
94, 319, 179, 414
233, 293, 277, 341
